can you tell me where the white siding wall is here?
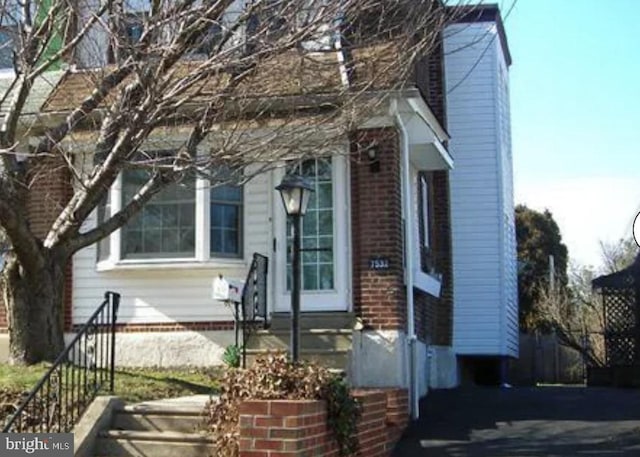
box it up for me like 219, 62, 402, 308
444, 22, 517, 357
72, 170, 271, 324
496, 45, 519, 357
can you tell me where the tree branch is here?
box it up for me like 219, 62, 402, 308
35, 64, 134, 154
67, 170, 174, 253
0, 179, 44, 273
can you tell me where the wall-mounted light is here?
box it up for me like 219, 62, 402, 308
366, 143, 380, 173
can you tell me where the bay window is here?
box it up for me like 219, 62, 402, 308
0, 0, 20, 71
96, 169, 244, 266
210, 184, 243, 258
121, 171, 196, 259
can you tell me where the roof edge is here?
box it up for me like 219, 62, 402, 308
448, 3, 512, 67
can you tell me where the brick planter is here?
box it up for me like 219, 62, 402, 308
238, 388, 408, 456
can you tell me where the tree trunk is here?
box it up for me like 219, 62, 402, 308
1, 253, 66, 364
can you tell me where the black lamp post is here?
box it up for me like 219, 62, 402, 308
276, 174, 314, 362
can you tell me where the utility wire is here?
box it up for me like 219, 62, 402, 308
446, 0, 519, 95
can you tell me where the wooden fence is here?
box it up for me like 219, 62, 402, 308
509, 333, 586, 385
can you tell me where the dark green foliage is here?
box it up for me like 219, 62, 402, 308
323, 376, 361, 455
515, 204, 569, 330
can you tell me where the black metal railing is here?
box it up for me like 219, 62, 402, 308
239, 253, 268, 367
2, 291, 121, 433
242, 253, 269, 323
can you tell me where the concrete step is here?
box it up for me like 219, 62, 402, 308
245, 348, 350, 370
245, 329, 353, 351
96, 430, 215, 457
112, 408, 204, 433
269, 312, 355, 331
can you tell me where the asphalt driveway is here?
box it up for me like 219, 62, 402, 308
393, 386, 640, 457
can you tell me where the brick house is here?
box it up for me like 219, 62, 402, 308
0, 3, 516, 414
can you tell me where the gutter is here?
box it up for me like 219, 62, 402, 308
394, 106, 420, 420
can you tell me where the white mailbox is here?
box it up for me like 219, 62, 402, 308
212, 275, 245, 303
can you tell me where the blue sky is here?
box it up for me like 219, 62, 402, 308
502, 0, 640, 268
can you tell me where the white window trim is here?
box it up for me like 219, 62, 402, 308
410, 169, 442, 298
414, 270, 441, 298
95, 168, 247, 271
420, 174, 430, 249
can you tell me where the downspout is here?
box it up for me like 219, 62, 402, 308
395, 108, 420, 420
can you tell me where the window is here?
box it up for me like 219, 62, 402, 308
246, 0, 335, 51
96, 193, 111, 262
96, 165, 247, 266
107, 0, 149, 63
210, 184, 243, 258
0, 0, 20, 70
418, 172, 434, 272
286, 158, 334, 291
121, 170, 196, 259
110, 0, 226, 61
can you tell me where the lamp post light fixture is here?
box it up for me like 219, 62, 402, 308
276, 174, 314, 362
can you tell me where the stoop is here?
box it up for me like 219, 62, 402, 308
90, 397, 214, 457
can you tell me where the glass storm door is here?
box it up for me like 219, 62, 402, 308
274, 157, 349, 312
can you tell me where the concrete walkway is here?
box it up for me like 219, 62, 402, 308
393, 386, 640, 457
129, 394, 213, 410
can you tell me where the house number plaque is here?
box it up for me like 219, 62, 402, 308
368, 257, 390, 270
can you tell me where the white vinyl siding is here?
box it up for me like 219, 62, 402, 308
497, 41, 519, 357
445, 22, 518, 357
72, 170, 270, 324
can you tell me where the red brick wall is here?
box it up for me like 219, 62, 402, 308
103, 321, 235, 333
0, 307, 7, 333
0, 157, 74, 331
412, 171, 453, 346
350, 128, 406, 332
412, 33, 454, 347
429, 171, 453, 346
350, 124, 453, 346
238, 388, 409, 457
415, 34, 447, 127
414, 290, 436, 344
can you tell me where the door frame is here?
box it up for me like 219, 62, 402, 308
272, 155, 350, 312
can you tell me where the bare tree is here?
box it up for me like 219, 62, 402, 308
0, 0, 468, 364
599, 237, 639, 274
533, 238, 639, 368
535, 272, 605, 368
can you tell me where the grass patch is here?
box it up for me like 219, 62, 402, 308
0, 363, 50, 392
112, 367, 221, 403
0, 364, 221, 403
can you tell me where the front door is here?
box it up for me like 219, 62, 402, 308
274, 156, 349, 312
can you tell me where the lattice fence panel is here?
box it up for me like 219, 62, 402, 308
603, 285, 639, 367
607, 336, 637, 366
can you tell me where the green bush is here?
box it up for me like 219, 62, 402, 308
222, 345, 242, 368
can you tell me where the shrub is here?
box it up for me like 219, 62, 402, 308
222, 345, 242, 368
205, 352, 361, 456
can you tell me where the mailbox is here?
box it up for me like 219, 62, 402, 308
212, 275, 245, 303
